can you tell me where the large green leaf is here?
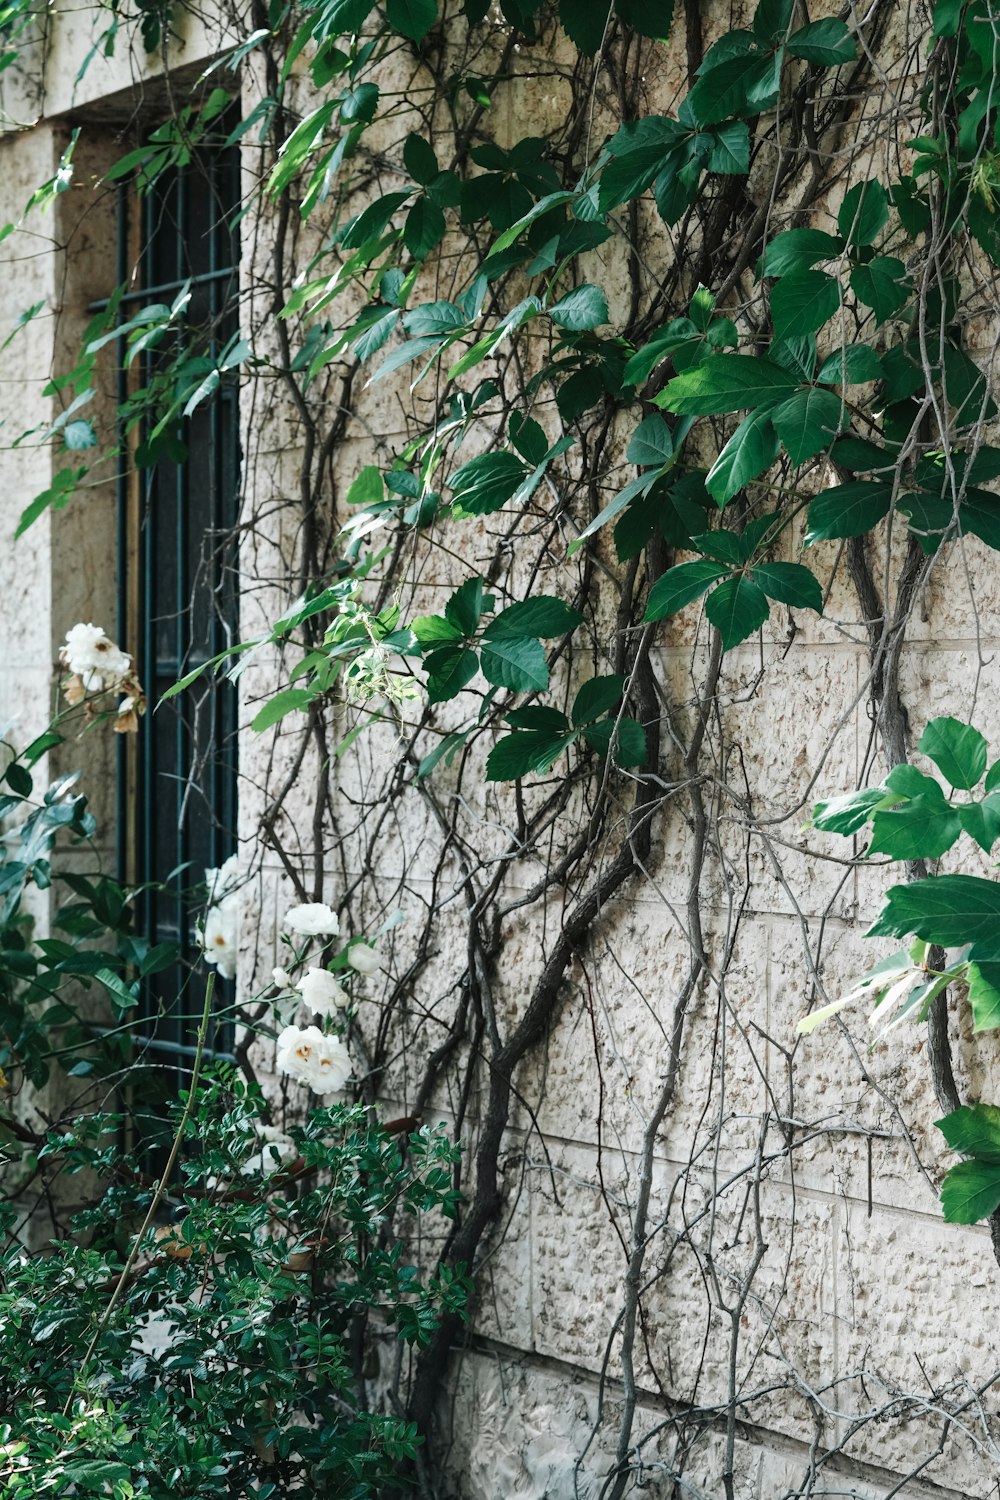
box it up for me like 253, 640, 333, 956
850, 257, 910, 322
804, 480, 893, 542
939, 1159, 1000, 1224
771, 386, 845, 464
771, 270, 840, 338
486, 729, 576, 780
387, 0, 437, 38
424, 644, 479, 702
786, 17, 855, 64
686, 50, 782, 126
919, 717, 988, 790
657, 355, 798, 415
759, 228, 844, 277
548, 283, 609, 330
598, 118, 687, 212
572, 674, 626, 726
402, 197, 446, 258
750, 562, 823, 612
868, 874, 1000, 956
450, 451, 528, 514
644, 559, 729, 620
480, 635, 550, 692
958, 795, 1000, 853
485, 596, 583, 638
251, 688, 315, 731
813, 786, 890, 834
838, 180, 888, 246
968, 963, 1000, 1031
581, 715, 648, 765
816, 345, 884, 384
704, 575, 770, 648
706, 409, 779, 505
938, 1101, 1000, 1160
614, 0, 675, 38
560, 0, 612, 52
445, 576, 486, 635
627, 413, 674, 468
867, 799, 961, 860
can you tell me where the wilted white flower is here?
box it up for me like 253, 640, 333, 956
276, 1024, 353, 1095
285, 902, 340, 937
297, 966, 348, 1017
201, 893, 238, 981
272, 965, 294, 989
61, 622, 132, 690
347, 942, 382, 976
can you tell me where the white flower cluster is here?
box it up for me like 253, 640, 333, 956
268, 900, 388, 1096
200, 854, 240, 982
276, 1024, 352, 1095
59, 622, 146, 732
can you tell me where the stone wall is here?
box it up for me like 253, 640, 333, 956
2, 1, 1000, 1495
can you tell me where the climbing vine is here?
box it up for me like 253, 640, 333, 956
6, 0, 1000, 1492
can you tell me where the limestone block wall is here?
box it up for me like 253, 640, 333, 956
1, 0, 1000, 1495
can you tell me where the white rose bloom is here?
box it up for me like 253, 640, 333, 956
347, 942, 382, 976
206, 854, 241, 904
62, 622, 132, 690
201, 892, 238, 981
276, 1024, 353, 1095
297, 966, 349, 1017
271, 965, 294, 989
284, 902, 340, 937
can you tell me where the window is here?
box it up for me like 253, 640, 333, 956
114, 122, 241, 1100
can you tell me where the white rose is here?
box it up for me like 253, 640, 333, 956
271, 965, 293, 989
206, 855, 241, 903
347, 942, 382, 976
284, 902, 340, 937
61, 622, 132, 690
276, 1025, 353, 1095
201, 893, 238, 981
297, 966, 349, 1017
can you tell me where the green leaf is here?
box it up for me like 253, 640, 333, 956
548, 283, 609, 331
786, 17, 855, 65
560, 0, 611, 53
403, 133, 439, 184
614, 0, 675, 39
425, 644, 479, 702
485, 596, 583, 639
938, 1101, 1000, 1160
658, 354, 798, 415
450, 450, 528, 514
986, 759, 1000, 794
919, 717, 988, 790
94, 967, 140, 1018
771, 270, 841, 338
932, 0, 964, 36
706, 409, 779, 505
753, 0, 794, 43
347, 465, 384, 506
581, 715, 647, 765
868, 874, 1000, 957
402, 197, 446, 258
771, 386, 846, 464
251, 688, 314, 731
386, 0, 437, 39
868, 799, 962, 860
412, 614, 462, 645
627, 413, 674, 468
816, 345, 884, 384
708, 121, 750, 174
445, 576, 485, 635
804, 480, 893, 543
686, 49, 782, 126
838, 180, 889, 246
939, 1159, 1000, 1224
341, 191, 410, 249
485, 729, 576, 780
4, 763, 32, 797
759, 228, 844, 277
704, 575, 770, 649
958, 796, 1000, 853
813, 786, 889, 834
968, 963, 1000, 1031
850, 257, 910, 322
507, 705, 569, 731
750, 562, 823, 612
644, 559, 729, 620
572, 674, 626, 726
418, 729, 471, 776
480, 635, 549, 692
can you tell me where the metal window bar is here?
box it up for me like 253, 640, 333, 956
114, 123, 241, 1124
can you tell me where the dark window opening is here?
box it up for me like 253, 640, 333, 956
115, 120, 242, 1114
